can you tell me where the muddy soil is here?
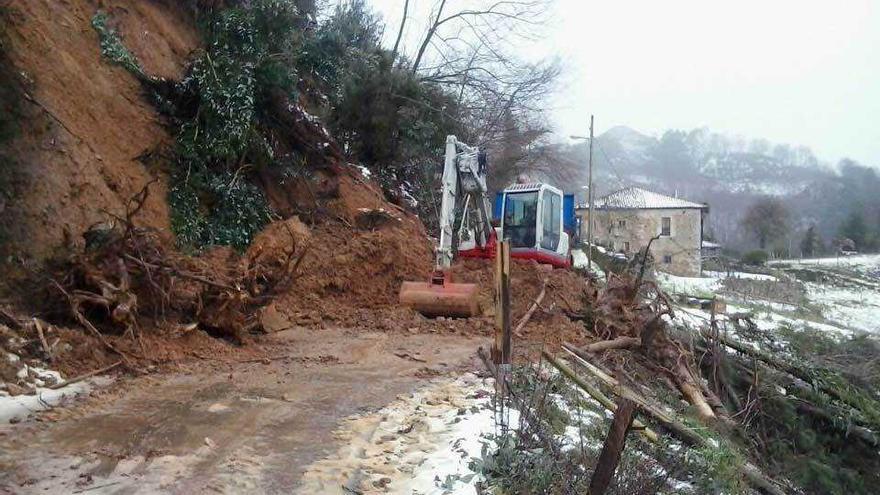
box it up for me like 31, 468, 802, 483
0, 327, 488, 494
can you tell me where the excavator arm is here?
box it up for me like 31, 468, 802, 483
399, 135, 489, 317
436, 135, 493, 269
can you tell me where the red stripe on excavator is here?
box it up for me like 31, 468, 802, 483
510, 250, 571, 268
458, 245, 571, 268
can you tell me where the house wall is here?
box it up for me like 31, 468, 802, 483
578, 208, 703, 276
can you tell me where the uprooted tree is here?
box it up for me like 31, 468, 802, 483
44, 182, 310, 367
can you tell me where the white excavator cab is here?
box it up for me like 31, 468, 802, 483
498, 183, 571, 268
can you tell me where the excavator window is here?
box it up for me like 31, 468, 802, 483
503, 192, 538, 248
541, 191, 561, 251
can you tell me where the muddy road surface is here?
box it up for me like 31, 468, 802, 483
0, 327, 487, 494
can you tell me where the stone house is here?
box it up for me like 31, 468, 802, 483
577, 187, 708, 276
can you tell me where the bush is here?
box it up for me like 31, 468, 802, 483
742, 249, 769, 266
92, 2, 304, 251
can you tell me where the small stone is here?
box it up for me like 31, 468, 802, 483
372, 477, 392, 489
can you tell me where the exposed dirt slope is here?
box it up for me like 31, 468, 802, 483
0, 0, 199, 260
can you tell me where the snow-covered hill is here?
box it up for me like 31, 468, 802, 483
592, 126, 832, 198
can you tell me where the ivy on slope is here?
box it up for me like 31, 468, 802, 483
91, 1, 302, 250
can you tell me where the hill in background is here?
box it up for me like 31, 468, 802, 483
534, 125, 879, 253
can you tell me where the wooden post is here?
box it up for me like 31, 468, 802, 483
587, 114, 594, 271
589, 398, 636, 495
500, 241, 511, 367
493, 241, 512, 430
494, 241, 511, 367
493, 241, 503, 364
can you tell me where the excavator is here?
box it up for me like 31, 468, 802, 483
399, 135, 577, 318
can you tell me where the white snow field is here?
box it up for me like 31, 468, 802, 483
658, 254, 880, 337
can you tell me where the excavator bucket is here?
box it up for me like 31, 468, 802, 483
399, 271, 480, 318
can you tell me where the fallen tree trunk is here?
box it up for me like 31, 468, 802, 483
548, 348, 788, 495
694, 338, 880, 446
541, 351, 659, 443
49, 361, 123, 390
792, 398, 880, 447
674, 360, 718, 421
559, 345, 702, 445
581, 336, 642, 353
513, 277, 547, 337
714, 332, 876, 418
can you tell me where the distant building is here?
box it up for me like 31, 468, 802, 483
577, 187, 709, 276
701, 240, 722, 261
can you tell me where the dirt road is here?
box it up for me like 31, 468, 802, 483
0, 327, 487, 494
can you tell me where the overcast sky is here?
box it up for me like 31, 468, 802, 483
367, 0, 880, 166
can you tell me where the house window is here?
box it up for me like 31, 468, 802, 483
663, 255, 672, 264
624, 241, 630, 252
661, 217, 671, 236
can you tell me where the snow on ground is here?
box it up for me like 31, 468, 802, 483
804, 282, 880, 335
0, 352, 110, 424
770, 254, 880, 275
703, 270, 777, 281
655, 272, 722, 296
656, 255, 880, 338
298, 373, 505, 495
572, 248, 605, 281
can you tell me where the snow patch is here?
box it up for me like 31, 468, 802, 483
0, 352, 111, 424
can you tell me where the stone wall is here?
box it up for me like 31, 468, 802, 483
578, 208, 703, 276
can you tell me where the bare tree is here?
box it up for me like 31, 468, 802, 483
398, 1, 560, 193
410, 1, 548, 71
391, 0, 410, 62
741, 197, 790, 249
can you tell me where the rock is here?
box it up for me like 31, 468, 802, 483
260, 303, 293, 333
6, 382, 27, 396
372, 477, 392, 489
204, 437, 216, 448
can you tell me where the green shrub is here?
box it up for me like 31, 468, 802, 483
91, 12, 145, 78
742, 249, 769, 266
92, 2, 304, 251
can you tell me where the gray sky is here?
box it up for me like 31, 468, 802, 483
368, 0, 880, 166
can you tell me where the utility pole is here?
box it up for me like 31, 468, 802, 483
587, 115, 595, 271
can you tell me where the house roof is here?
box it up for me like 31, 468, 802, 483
581, 186, 707, 210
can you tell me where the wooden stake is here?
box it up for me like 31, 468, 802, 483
589, 398, 636, 495
493, 241, 503, 364
500, 241, 511, 367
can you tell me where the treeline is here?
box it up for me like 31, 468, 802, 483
741, 160, 880, 257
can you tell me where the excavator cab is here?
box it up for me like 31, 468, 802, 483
495, 183, 574, 268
